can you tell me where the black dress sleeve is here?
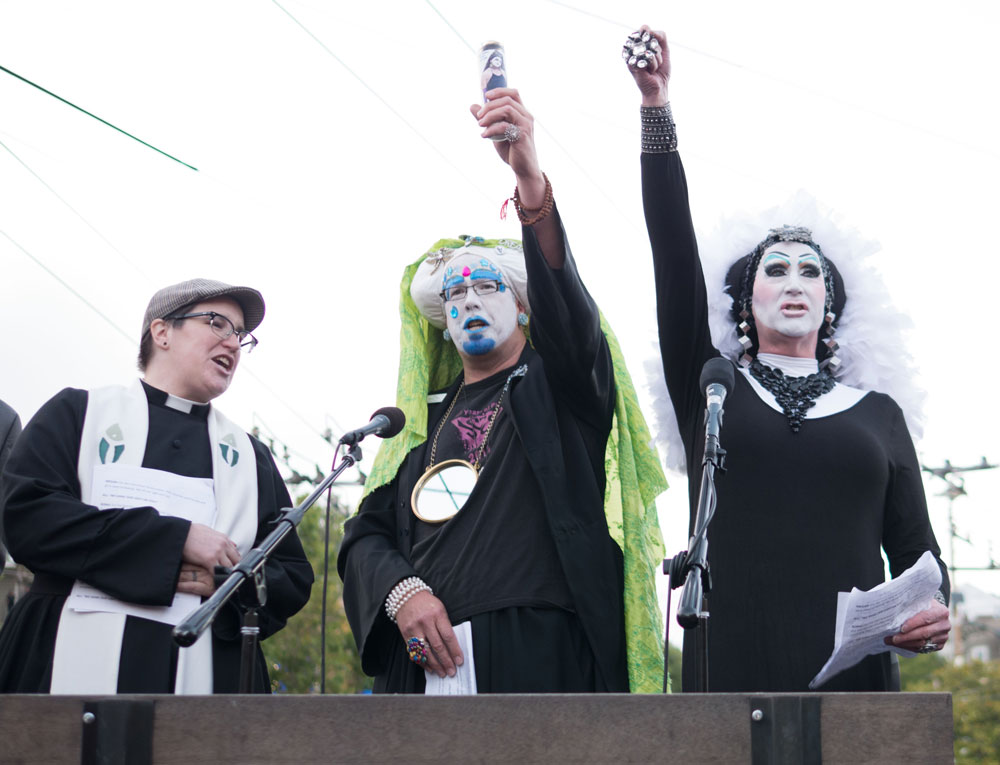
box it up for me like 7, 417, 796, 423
2, 388, 189, 606
881, 399, 950, 601
337, 475, 419, 675
521, 208, 615, 430
213, 438, 314, 642
641, 151, 721, 456
0, 400, 23, 574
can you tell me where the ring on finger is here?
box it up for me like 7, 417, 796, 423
192, 570, 198, 583
504, 123, 521, 143
406, 636, 429, 665
622, 29, 660, 70
918, 638, 938, 654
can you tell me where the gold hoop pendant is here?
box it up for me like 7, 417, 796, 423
410, 458, 478, 523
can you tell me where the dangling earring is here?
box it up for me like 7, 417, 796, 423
517, 312, 529, 327
736, 308, 754, 367
819, 311, 841, 372
443, 328, 451, 342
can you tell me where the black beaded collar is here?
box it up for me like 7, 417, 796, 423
748, 358, 835, 433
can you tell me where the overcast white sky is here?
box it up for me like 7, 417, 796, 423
3, 1, 999, 627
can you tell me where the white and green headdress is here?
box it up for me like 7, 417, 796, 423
361, 236, 669, 693
410, 237, 529, 328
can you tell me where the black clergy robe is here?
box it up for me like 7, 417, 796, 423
0, 382, 313, 693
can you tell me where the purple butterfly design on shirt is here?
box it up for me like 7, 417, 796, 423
451, 403, 503, 463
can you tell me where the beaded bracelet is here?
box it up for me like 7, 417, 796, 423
513, 172, 554, 226
640, 104, 677, 154
385, 576, 433, 623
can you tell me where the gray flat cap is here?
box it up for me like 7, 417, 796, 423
141, 278, 266, 338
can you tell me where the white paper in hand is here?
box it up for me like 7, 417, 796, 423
424, 620, 477, 695
810, 550, 942, 689
66, 464, 215, 625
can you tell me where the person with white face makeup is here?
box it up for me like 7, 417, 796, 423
627, 25, 950, 693
0, 279, 313, 694
338, 87, 667, 694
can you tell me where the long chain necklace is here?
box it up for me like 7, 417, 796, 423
426, 363, 527, 471
748, 358, 835, 433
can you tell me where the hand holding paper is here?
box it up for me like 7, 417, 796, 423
886, 598, 951, 653
810, 551, 944, 689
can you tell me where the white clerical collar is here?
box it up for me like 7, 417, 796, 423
164, 394, 200, 413
755, 352, 818, 378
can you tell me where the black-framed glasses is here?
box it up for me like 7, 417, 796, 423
439, 280, 502, 303
170, 312, 258, 352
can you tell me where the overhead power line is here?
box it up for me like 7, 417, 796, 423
0, 137, 152, 283
271, 0, 495, 205
423, 0, 639, 226
2, 228, 332, 466
0, 64, 198, 171
424, 1, 475, 54
1, 229, 135, 345
543, 1, 997, 160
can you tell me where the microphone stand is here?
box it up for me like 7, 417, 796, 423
173, 442, 363, 693
662, 393, 726, 693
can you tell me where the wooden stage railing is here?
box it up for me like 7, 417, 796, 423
0, 692, 953, 764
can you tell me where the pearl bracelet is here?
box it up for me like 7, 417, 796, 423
385, 576, 433, 623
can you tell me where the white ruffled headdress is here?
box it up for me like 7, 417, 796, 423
646, 191, 926, 473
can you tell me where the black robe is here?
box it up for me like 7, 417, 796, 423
338, 216, 629, 692
0, 399, 21, 575
641, 148, 949, 692
0, 382, 313, 693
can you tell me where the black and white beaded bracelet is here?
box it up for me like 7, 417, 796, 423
641, 103, 677, 154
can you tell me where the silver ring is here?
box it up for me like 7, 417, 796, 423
504, 123, 521, 143
192, 570, 198, 583
918, 640, 938, 654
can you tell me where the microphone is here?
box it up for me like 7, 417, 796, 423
700, 358, 734, 444
339, 407, 406, 446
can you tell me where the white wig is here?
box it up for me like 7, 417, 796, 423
647, 191, 926, 473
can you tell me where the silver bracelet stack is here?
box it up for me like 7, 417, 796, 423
641, 104, 677, 154
385, 576, 433, 623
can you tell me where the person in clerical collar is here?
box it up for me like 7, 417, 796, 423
137, 278, 265, 404
0, 278, 313, 695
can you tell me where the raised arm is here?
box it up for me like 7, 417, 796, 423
627, 26, 719, 438
473, 89, 612, 423
471, 88, 564, 268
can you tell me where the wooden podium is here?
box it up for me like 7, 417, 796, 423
0, 692, 952, 764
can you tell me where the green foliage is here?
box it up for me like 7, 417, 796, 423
666, 642, 682, 692
903, 657, 1000, 764
898, 651, 947, 687
262, 493, 371, 694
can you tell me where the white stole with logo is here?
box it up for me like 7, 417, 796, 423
49, 379, 257, 694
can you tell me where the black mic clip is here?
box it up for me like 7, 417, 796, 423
704, 445, 727, 473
